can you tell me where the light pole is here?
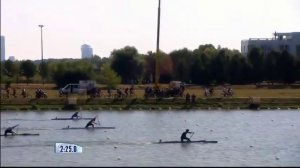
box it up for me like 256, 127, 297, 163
38, 24, 44, 85
155, 0, 161, 89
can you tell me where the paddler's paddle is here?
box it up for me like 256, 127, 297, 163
16, 126, 19, 135
11, 124, 19, 135
11, 124, 19, 129
189, 132, 195, 139
97, 119, 101, 126
96, 115, 101, 126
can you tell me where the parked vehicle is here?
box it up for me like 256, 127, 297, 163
169, 81, 185, 89
59, 80, 96, 96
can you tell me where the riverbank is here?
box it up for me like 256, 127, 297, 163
1, 83, 300, 111
1, 97, 300, 111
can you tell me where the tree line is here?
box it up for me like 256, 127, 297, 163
1, 44, 300, 88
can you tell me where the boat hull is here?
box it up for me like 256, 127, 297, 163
51, 117, 94, 120
154, 140, 218, 144
1, 133, 40, 136
61, 126, 115, 130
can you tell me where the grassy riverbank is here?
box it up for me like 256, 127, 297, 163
1, 83, 300, 111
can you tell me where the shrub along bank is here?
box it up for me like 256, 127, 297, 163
1, 97, 300, 111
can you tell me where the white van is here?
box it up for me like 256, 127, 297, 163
59, 84, 86, 95
169, 81, 184, 89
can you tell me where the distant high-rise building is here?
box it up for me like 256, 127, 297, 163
1, 36, 5, 61
8, 56, 15, 61
241, 32, 300, 58
81, 44, 93, 59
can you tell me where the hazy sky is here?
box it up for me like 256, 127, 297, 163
2, 0, 300, 60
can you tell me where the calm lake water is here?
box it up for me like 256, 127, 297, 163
1, 110, 300, 167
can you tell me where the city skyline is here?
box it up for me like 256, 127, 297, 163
1, 0, 300, 61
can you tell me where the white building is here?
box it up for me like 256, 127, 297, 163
241, 32, 300, 58
1, 36, 5, 61
81, 44, 93, 59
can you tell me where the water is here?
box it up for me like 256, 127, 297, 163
1, 110, 300, 166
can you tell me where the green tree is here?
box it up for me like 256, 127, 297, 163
191, 46, 215, 84
169, 48, 193, 83
296, 59, 300, 81
210, 49, 229, 84
142, 51, 155, 83
98, 63, 121, 89
110, 46, 142, 84
198, 44, 216, 53
190, 54, 206, 84
156, 51, 173, 83
50, 60, 94, 87
264, 50, 281, 83
20, 60, 37, 84
247, 47, 264, 82
278, 50, 297, 83
3, 60, 15, 77
0, 62, 7, 83
228, 54, 243, 84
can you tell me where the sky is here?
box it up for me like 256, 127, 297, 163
1, 0, 300, 60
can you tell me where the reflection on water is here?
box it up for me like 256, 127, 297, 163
1, 110, 300, 167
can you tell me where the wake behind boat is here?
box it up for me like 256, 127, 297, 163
61, 126, 115, 130
154, 140, 218, 144
0, 133, 40, 136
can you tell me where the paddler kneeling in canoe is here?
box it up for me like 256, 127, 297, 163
85, 117, 97, 128
4, 124, 19, 136
71, 112, 80, 119
180, 129, 194, 142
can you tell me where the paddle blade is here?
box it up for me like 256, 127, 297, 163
12, 124, 20, 128
190, 132, 195, 139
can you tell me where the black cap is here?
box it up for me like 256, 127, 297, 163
186, 129, 189, 132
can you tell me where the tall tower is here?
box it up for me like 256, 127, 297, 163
155, 0, 161, 88
81, 44, 93, 59
1, 36, 5, 62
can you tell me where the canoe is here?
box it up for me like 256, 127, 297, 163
0, 133, 40, 136
61, 126, 115, 130
154, 140, 218, 144
51, 117, 94, 120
